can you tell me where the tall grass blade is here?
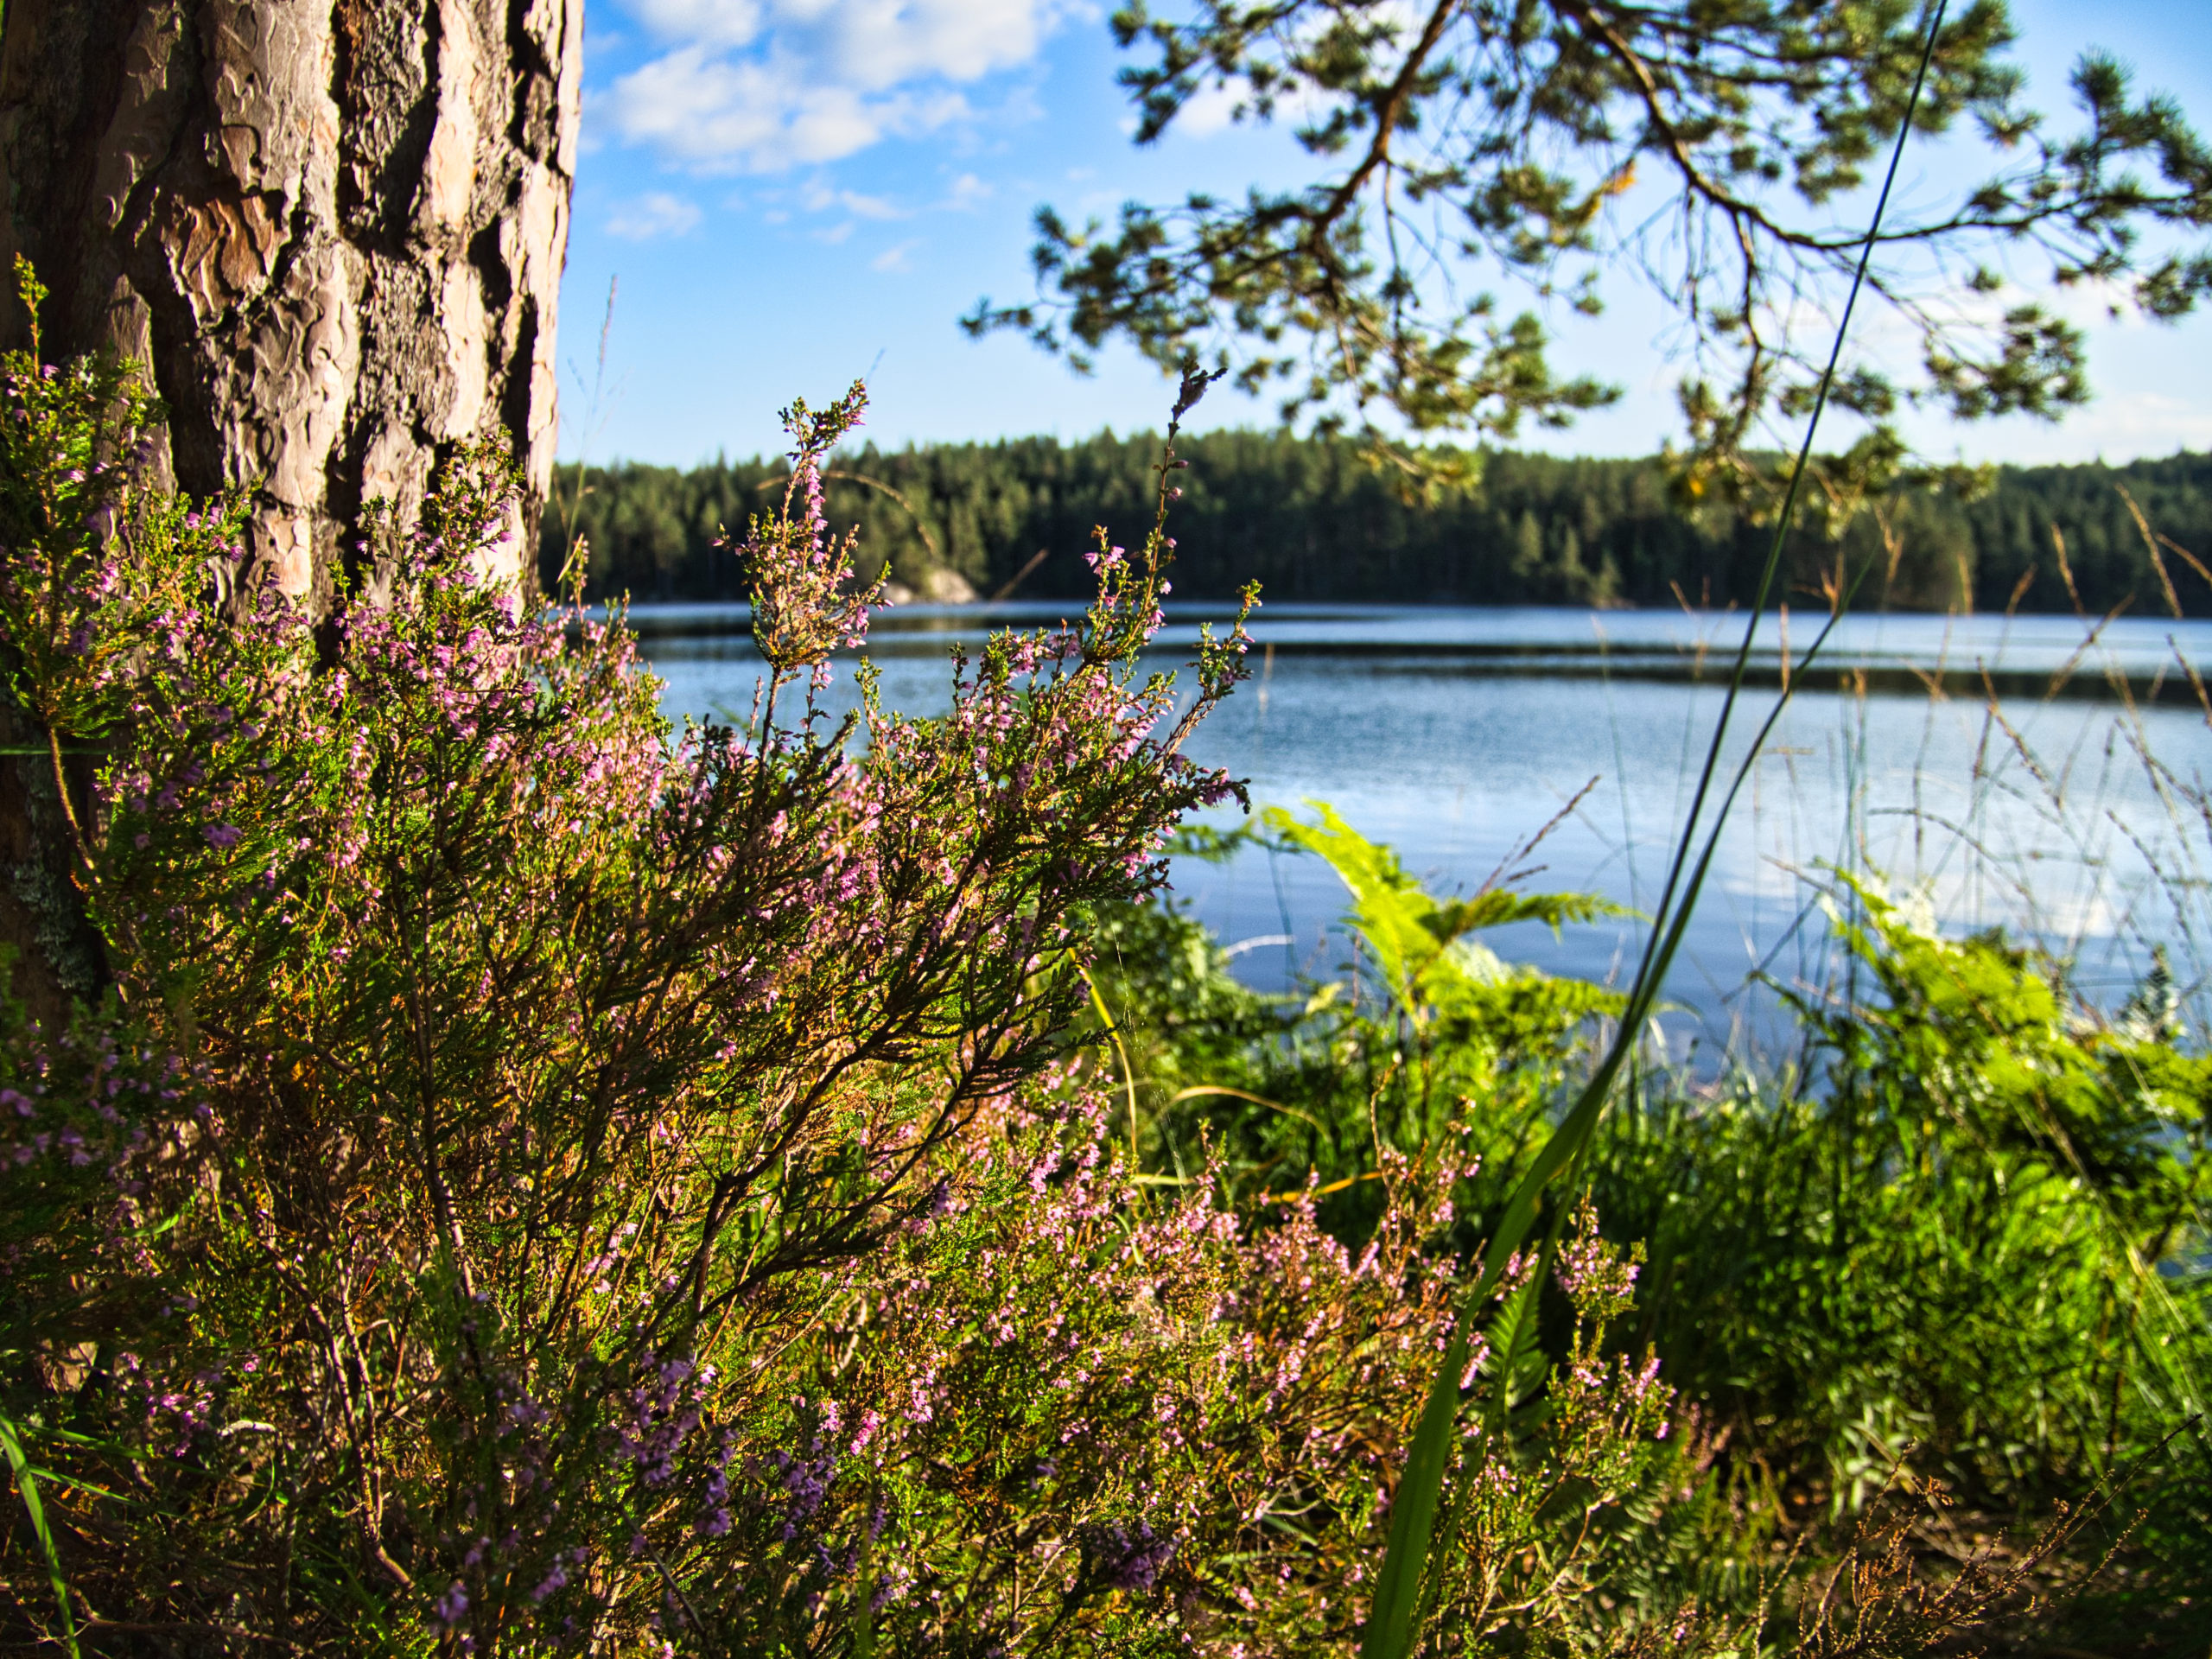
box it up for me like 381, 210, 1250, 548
0, 1408, 81, 1659
1079, 961, 1143, 1168
1357, 8, 1953, 1654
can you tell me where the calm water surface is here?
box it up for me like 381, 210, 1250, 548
635, 601, 2212, 1059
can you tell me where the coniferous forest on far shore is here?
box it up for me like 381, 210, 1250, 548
548, 432, 2212, 614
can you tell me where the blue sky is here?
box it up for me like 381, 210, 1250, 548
561, 0, 2212, 468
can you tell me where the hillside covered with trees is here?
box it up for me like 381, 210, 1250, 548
547, 433, 2212, 615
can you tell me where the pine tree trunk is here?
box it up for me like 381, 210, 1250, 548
0, 0, 581, 1025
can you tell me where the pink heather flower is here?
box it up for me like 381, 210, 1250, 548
203, 823, 243, 849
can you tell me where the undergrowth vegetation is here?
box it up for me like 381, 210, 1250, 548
1090, 810, 2212, 1648
1, 254, 2208, 1657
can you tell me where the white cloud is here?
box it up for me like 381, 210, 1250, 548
944, 171, 992, 210
600, 47, 969, 172
607, 190, 703, 239
625, 0, 763, 48
871, 237, 923, 272
1914, 391, 2212, 467
823, 0, 1059, 90
1174, 80, 1245, 137
802, 179, 907, 219
1166, 74, 1339, 140
603, 0, 1077, 173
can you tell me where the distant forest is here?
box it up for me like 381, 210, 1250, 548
543, 432, 2212, 616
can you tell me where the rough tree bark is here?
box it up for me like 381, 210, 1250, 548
0, 0, 582, 1025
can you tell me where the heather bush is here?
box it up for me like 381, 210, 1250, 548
0, 277, 1718, 1656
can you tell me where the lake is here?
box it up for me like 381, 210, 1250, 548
633, 601, 2212, 1062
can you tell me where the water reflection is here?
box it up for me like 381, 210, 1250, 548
636, 601, 2212, 1064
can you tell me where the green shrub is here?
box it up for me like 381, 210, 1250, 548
0, 295, 1713, 1656
1113, 810, 2212, 1632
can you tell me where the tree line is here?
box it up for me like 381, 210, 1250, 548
545, 431, 2212, 617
